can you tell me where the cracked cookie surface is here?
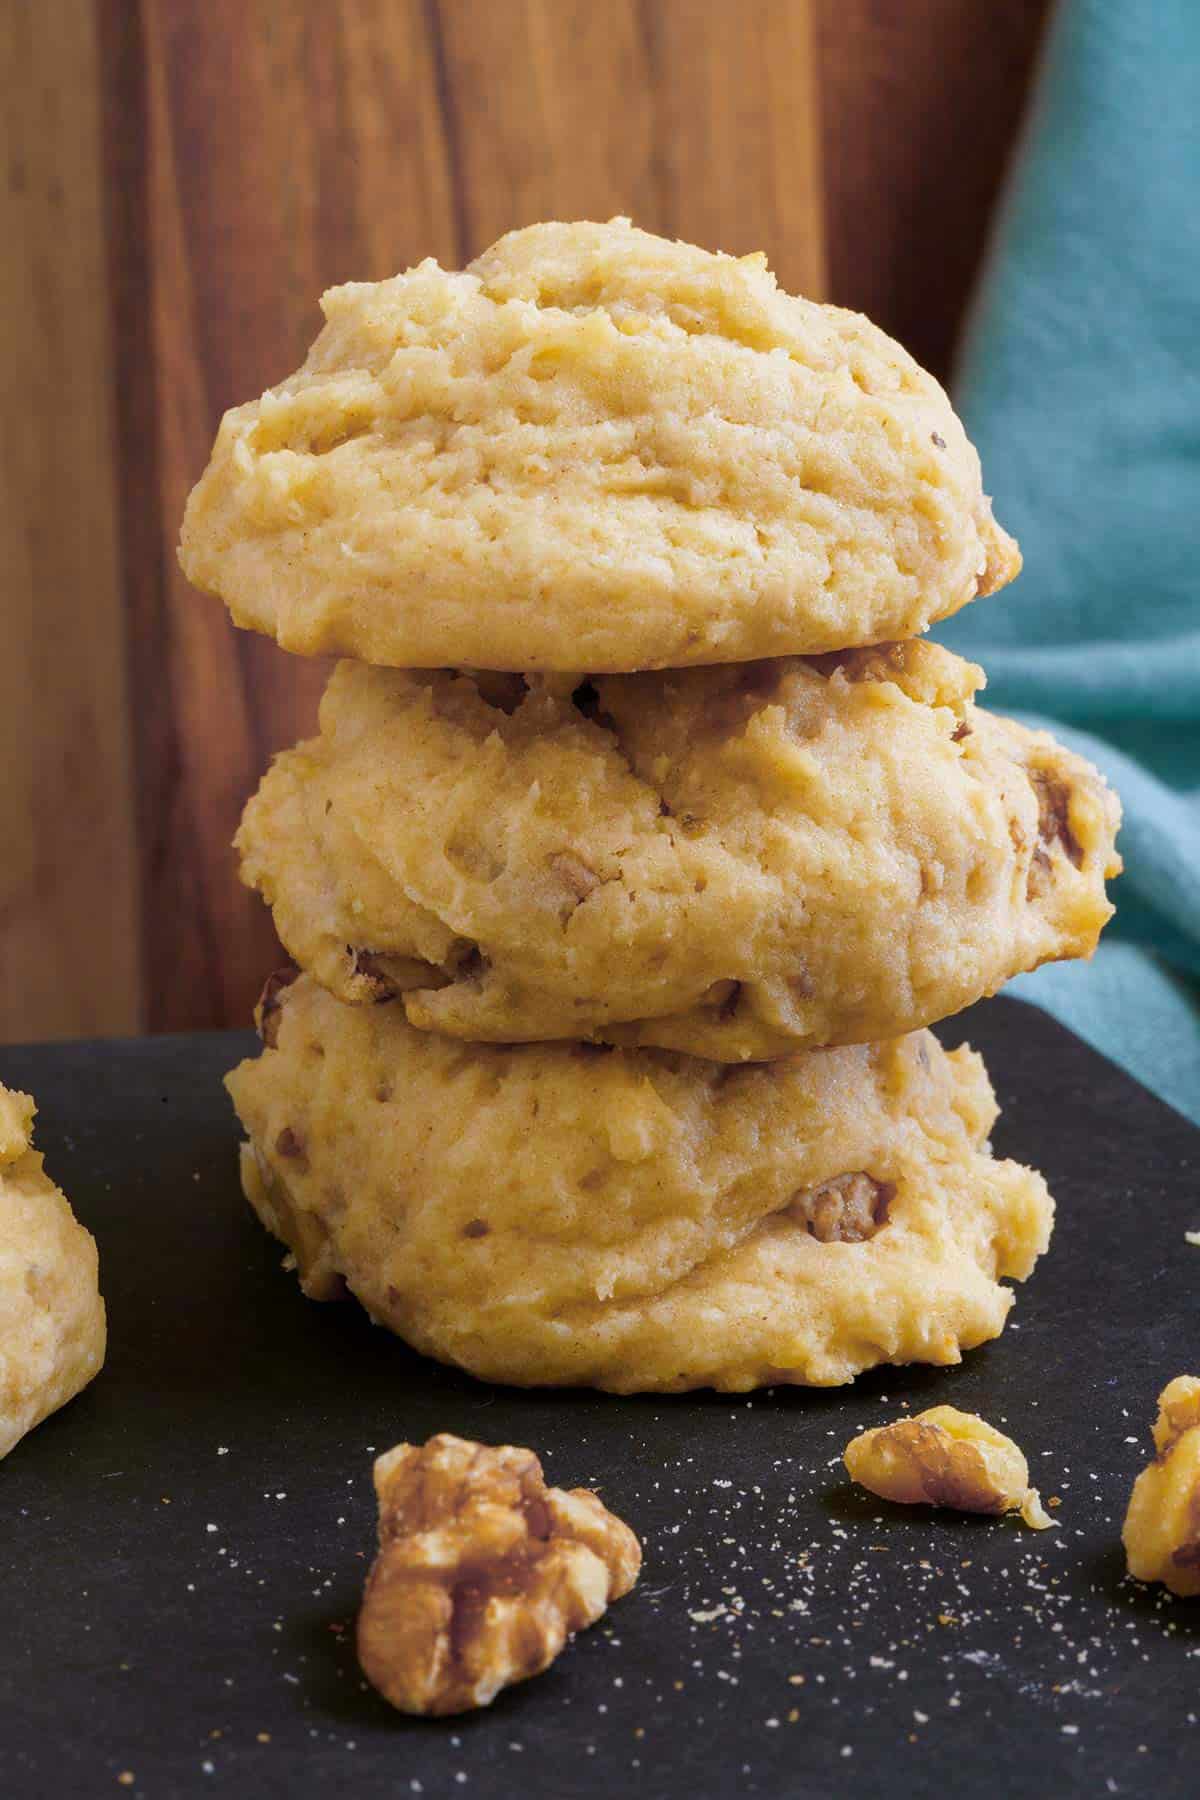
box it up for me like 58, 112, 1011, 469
226, 974, 1054, 1393
0, 1085, 106, 1460
179, 217, 1018, 671
236, 641, 1121, 1059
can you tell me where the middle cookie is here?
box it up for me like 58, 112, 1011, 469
238, 641, 1121, 1060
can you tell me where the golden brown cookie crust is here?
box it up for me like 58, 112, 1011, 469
180, 218, 1018, 671
226, 975, 1054, 1394
236, 642, 1120, 1059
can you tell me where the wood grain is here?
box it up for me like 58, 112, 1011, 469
431, 0, 826, 294
817, 0, 1051, 383
1, 0, 1046, 1037
100, 0, 828, 1032
100, 0, 462, 1034
637, 0, 827, 298
0, 1, 142, 1043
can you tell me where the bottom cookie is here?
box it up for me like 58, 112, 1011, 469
226, 974, 1053, 1394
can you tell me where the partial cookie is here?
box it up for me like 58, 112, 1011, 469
1122, 1376, 1200, 1596
180, 217, 1018, 671
0, 1085, 106, 1460
226, 975, 1054, 1394
237, 642, 1121, 1060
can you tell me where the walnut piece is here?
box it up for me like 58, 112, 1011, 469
791, 1171, 893, 1243
1122, 1376, 1200, 1596
255, 965, 299, 1048
701, 978, 741, 1016
548, 851, 602, 902
1030, 767, 1083, 867
357, 1434, 642, 1715
844, 1405, 1053, 1529
348, 947, 402, 1001
704, 661, 782, 734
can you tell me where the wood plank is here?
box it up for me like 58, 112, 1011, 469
429, 0, 656, 261
816, 0, 1051, 383
637, 0, 827, 298
100, 0, 460, 1033
434, 0, 825, 295
103, 0, 828, 1031
0, 1, 142, 1043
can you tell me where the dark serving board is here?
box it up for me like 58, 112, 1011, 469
2, 998, 1198, 1799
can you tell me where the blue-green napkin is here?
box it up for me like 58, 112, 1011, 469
939, 0, 1200, 1123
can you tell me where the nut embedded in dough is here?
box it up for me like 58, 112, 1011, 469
1122, 1376, 1200, 1596
790, 1172, 893, 1243
844, 1406, 1053, 1529
357, 1434, 641, 1714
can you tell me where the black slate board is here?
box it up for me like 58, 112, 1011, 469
2, 997, 1198, 1800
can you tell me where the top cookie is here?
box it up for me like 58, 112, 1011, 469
179, 219, 1019, 671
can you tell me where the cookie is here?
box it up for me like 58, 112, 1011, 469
0, 1085, 106, 1460
236, 642, 1121, 1060
226, 974, 1054, 1394
179, 218, 1018, 672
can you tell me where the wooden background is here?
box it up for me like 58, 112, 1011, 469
2, 0, 1050, 1042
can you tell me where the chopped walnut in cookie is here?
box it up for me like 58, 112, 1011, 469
548, 851, 602, 903
347, 947, 402, 1001
357, 1434, 642, 1715
790, 1172, 893, 1244
1029, 768, 1083, 868
1123, 1376, 1200, 1596
844, 1406, 1053, 1530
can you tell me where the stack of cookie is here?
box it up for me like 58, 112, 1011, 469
181, 220, 1120, 1395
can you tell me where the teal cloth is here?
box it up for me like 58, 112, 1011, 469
939, 0, 1200, 1123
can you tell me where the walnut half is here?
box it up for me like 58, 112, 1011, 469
357, 1434, 642, 1715
1123, 1376, 1200, 1596
844, 1406, 1052, 1530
